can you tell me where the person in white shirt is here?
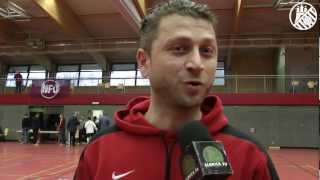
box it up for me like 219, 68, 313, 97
84, 117, 97, 143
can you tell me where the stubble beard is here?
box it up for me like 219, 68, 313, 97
175, 85, 211, 108
153, 82, 211, 109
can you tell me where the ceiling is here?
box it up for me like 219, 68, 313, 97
0, 0, 318, 68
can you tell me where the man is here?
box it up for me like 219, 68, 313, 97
84, 117, 97, 143
78, 115, 86, 144
67, 112, 79, 146
32, 113, 41, 145
93, 116, 100, 131
0, 125, 4, 141
21, 113, 30, 144
57, 113, 66, 145
74, 0, 279, 179
14, 70, 23, 93
98, 114, 111, 130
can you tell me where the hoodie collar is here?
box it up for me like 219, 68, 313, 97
114, 95, 228, 136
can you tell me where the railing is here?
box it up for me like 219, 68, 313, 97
221, 75, 318, 93
0, 75, 318, 94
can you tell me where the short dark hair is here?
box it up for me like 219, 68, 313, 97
139, 0, 217, 53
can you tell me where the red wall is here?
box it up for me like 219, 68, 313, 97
0, 93, 317, 105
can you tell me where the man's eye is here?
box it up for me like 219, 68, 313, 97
170, 46, 188, 54
201, 47, 215, 57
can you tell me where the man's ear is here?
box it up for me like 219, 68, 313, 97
136, 48, 150, 78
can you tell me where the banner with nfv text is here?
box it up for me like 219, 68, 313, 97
30, 80, 70, 99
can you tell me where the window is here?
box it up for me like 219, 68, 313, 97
27, 66, 46, 86
6, 65, 45, 87
214, 61, 225, 86
136, 71, 150, 86
110, 64, 136, 86
110, 70, 136, 86
56, 64, 102, 86
79, 64, 102, 86
110, 64, 150, 87
110, 62, 223, 87
56, 65, 79, 86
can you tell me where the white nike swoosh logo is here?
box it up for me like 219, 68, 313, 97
112, 170, 135, 180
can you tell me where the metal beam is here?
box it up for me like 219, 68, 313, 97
226, 0, 245, 71
32, 0, 107, 71
32, 54, 55, 73
88, 52, 107, 72
32, 0, 88, 38
234, 0, 243, 32
0, 60, 7, 77
111, 0, 142, 33
134, 0, 147, 17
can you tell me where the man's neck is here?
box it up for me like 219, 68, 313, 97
145, 96, 202, 131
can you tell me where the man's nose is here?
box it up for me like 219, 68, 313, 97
185, 49, 204, 75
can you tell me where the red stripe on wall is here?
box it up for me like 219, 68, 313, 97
0, 93, 317, 105
216, 93, 318, 105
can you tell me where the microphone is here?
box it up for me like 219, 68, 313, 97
178, 121, 233, 180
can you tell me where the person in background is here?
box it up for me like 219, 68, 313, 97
93, 116, 100, 131
57, 113, 66, 145
21, 113, 30, 144
78, 115, 86, 144
67, 112, 79, 146
84, 117, 97, 143
98, 114, 111, 130
75, 122, 81, 145
32, 113, 41, 145
0, 125, 4, 141
14, 70, 23, 93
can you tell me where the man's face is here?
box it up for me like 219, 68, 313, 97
139, 14, 218, 107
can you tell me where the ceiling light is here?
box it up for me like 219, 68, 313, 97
0, 1, 30, 20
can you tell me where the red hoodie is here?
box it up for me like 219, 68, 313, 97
74, 96, 279, 180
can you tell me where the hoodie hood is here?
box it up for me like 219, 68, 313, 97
114, 95, 228, 136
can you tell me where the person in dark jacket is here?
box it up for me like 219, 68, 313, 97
32, 113, 41, 145
74, 1, 279, 180
0, 125, 4, 141
21, 113, 30, 144
67, 112, 79, 146
57, 113, 66, 145
93, 116, 100, 131
98, 114, 111, 130
14, 70, 23, 93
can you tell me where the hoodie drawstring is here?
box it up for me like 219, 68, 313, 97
161, 136, 177, 180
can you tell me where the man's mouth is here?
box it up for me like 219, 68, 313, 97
185, 80, 203, 87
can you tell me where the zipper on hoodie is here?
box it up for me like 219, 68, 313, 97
161, 136, 177, 180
